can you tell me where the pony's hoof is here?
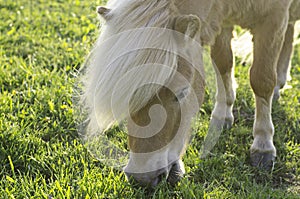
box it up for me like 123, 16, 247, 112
250, 152, 275, 170
167, 161, 185, 185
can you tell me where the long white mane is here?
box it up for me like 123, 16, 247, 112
82, 0, 180, 136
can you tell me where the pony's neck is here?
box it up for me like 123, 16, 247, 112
175, 0, 216, 19
174, 0, 226, 45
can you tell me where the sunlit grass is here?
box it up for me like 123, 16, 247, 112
0, 0, 299, 198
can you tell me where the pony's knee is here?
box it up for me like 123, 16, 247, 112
250, 66, 276, 99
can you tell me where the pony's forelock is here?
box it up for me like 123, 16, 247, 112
82, 0, 180, 136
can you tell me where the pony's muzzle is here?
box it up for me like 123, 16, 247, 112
125, 160, 185, 187
125, 168, 168, 187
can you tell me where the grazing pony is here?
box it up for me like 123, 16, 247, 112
82, 0, 300, 187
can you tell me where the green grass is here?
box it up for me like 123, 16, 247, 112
0, 0, 299, 198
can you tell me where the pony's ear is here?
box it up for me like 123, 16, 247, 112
97, 6, 112, 20
173, 15, 201, 38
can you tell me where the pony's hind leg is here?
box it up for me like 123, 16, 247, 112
274, 23, 295, 100
210, 26, 236, 129
249, 14, 289, 169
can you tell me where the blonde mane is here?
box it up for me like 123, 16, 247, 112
82, 0, 181, 136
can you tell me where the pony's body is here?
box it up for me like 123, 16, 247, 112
177, 0, 294, 43
179, 0, 299, 166
83, 0, 300, 186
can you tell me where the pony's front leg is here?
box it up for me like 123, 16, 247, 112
250, 15, 289, 169
274, 23, 295, 100
210, 26, 235, 129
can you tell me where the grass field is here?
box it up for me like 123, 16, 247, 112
0, 0, 299, 198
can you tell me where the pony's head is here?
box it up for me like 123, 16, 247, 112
83, 0, 204, 187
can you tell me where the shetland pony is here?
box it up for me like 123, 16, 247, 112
82, 0, 300, 187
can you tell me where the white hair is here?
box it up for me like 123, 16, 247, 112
81, 0, 181, 137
